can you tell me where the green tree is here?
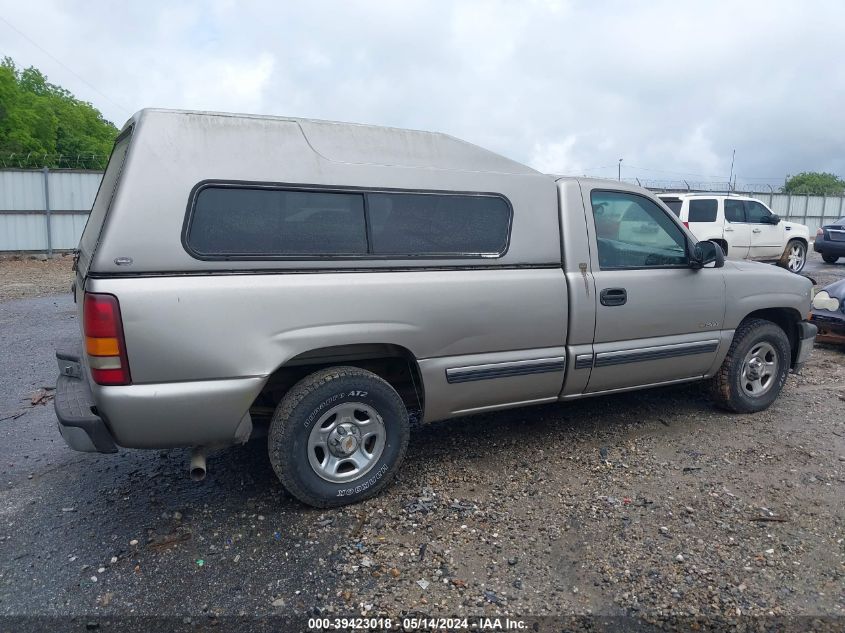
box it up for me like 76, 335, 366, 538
782, 171, 845, 196
0, 57, 118, 168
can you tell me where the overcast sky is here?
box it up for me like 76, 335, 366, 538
2, 0, 843, 188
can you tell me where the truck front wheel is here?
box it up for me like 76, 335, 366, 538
709, 318, 791, 413
268, 366, 409, 507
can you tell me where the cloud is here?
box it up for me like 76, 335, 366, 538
182, 52, 275, 114
1, 0, 844, 187
530, 136, 581, 175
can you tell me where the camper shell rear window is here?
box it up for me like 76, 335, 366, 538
183, 182, 513, 260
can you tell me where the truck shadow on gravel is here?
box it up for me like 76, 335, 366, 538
163, 380, 713, 508
403, 382, 711, 468
76, 379, 714, 514
23, 378, 709, 551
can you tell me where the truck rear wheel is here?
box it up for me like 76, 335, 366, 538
778, 240, 806, 273
268, 366, 409, 507
709, 318, 790, 413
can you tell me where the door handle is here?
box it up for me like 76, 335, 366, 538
724, 227, 734, 232
752, 228, 762, 233
600, 288, 627, 306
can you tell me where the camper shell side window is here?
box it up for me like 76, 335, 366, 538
183, 182, 513, 261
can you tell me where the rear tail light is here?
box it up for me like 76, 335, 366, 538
83, 292, 131, 385
816, 228, 824, 237
683, 221, 690, 228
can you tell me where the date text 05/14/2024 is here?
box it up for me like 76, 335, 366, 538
307, 616, 528, 630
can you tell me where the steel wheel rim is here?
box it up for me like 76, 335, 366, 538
787, 244, 805, 272
307, 402, 386, 483
740, 341, 778, 397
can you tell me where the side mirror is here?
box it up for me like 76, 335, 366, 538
770, 214, 781, 224
691, 240, 725, 269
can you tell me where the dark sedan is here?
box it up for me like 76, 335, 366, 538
810, 278, 845, 343
813, 217, 845, 263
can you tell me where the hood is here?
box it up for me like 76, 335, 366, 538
811, 277, 845, 319
721, 258, 813, 323
782, 220, 809, 236
726, 259, 784, 273
820, 277, 845, 299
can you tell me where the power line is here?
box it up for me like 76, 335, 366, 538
0, 15, 132, 117
579, 163, 619, 172
623, 164, 728, 179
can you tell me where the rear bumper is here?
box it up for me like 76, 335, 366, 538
813, 238, 845, 256
93, 377, 261, 448
793, 321, 817, 371
54, 351, 118, 453
55, 350, 262, 451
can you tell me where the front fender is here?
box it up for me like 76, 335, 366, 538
722, 261, 812, 329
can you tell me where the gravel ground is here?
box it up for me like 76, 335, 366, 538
0, 255, 74, 301
0, 253, 843, 631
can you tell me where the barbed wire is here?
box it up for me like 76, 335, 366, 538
0, 152, 109, 170
635, 179, 775, 193
652, 182, 845, 195
617, 178, 834, 195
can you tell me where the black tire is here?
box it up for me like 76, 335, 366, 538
709, 318, 791, 413
822, 253, 839, 264
268, 366, 409, 508
777, 239, 807, 273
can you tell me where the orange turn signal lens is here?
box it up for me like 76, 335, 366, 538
86, 336, 120, 357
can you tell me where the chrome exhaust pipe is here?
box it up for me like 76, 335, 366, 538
189, 447, 207, 482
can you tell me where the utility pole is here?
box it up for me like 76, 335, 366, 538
618, 158, 623, 181
728, 149, 735, 191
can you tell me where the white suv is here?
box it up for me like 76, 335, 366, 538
657, 193, 810, 273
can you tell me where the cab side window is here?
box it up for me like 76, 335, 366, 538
745, 200, 772, 224
591, 191, 688, 269
724, 199, 745, 223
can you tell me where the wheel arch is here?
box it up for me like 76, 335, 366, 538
740, 307, 804, 367
787, 236, 809, 250
252, 343, 425, 420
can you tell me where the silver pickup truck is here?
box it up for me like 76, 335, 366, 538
55, 109, 816, 507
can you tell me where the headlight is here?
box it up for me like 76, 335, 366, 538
812, 290, 841, 312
